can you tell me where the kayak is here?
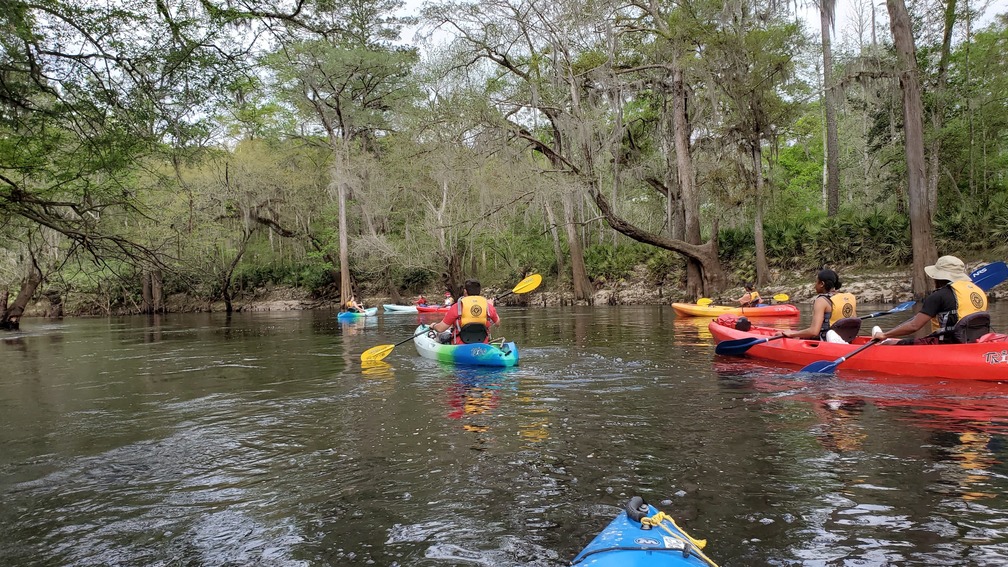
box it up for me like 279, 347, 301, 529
383, 304, 418, 314
417, 305, 451, 313
412, 325, 518, 367
337, 307, 378, 322
709, 315, 1008, 381
672, 302, 799, 318
572, 496, 718, 566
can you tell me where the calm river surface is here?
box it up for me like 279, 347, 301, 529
3, 303, 1008, 566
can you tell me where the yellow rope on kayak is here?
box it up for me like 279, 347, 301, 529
641, 511, 720, 567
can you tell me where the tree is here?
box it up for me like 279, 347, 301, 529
707, 6, 805, 285
0, 0, 254, 322
818, 0, 841, 215
886, 0, 938, 297
266, 0, 418, 307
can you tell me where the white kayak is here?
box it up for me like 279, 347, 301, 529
383, 304, 419, 314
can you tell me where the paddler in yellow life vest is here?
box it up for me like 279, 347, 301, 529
873, 255, 988, 345
429, 279, 501, 344
781, 269, 857, 342
736, 282, 761, 307
345, 295, 364, 313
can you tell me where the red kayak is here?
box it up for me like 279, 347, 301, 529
709, 315, 1008, 381
416, 305, 451, 313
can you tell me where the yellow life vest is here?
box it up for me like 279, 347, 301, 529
453, 296, 490, 343
829, 292, 857, 325
749, 291, 761, 304
932, 280, 987, 333
458, 296, 489, 328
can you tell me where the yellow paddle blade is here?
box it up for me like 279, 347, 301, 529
773, 293, 789, 302
512, 273, 542, 294
360, 344, 394, 363
697, 298, 713, 306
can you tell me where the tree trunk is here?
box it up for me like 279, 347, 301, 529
443, 250, 463, 299
821, 0, 841, 215
927, 0, 957, 217
0, 290, 8, 322
671, 62, 704, 298
152, 269, 164, 313
543, 199, 566, 280
338, 168, 352, 307
887, 0, 938, 297
1, 263, 42, 330
563, 189, 593, 304
753, 145, 770, 285
142, 269, 153, 314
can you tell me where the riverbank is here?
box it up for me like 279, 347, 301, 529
15, 261, 1007, 319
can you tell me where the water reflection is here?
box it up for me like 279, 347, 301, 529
360, 360, 394, 379
714, 359, 1008, 562
444, 368, 516, 438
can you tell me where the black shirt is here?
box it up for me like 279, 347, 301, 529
919, 285, 957, 319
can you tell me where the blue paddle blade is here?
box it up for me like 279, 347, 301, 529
714, 337, 766, 356
972, 261, 1008, 292
889, 300, 916, 312
861, 300, 917, 319
799, 360, 838, 374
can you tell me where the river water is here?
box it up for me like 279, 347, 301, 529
2, 304, 1008, 566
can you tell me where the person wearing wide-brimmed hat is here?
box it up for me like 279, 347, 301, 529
872, 255, 988, 344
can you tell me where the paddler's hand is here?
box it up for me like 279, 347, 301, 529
871, 326, 886, 340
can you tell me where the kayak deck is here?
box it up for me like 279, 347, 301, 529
572, 497, 717, 566
412, 325, 519, 367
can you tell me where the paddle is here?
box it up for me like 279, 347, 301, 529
771, 293, 789, 303
359, 274, 543, 363
859, 300, 916, 320
798, 339, 882, 374
972, 261, 1008, 291
697, 298, 713, 306
715, 333, 786, 356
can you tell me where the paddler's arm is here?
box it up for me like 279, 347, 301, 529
872, 312, 930, 340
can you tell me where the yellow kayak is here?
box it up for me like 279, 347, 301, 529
671, 302, 799, 318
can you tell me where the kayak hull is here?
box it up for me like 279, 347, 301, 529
709, 315, 1008, 381
337, 307, 378, 321
412, 325, 518, 367
382, 304, 418, 314
572, 499, 713, 566
416, 305, 451, 313
672, 302, 799, 318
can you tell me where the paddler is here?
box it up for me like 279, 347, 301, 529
872, 255, 988, 345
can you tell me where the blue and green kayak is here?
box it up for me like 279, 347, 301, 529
412, 325, 519, 367
572, 497, 719, 567
337, 307, 378, 322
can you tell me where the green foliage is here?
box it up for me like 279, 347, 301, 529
935, 193, 1008, 252
719, 209, 913, 272
585, 242, 650, 281
233, 261, 334, 293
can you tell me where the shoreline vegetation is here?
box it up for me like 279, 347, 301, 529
5, 3, 1008, 331
16, 261, 1006, 321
